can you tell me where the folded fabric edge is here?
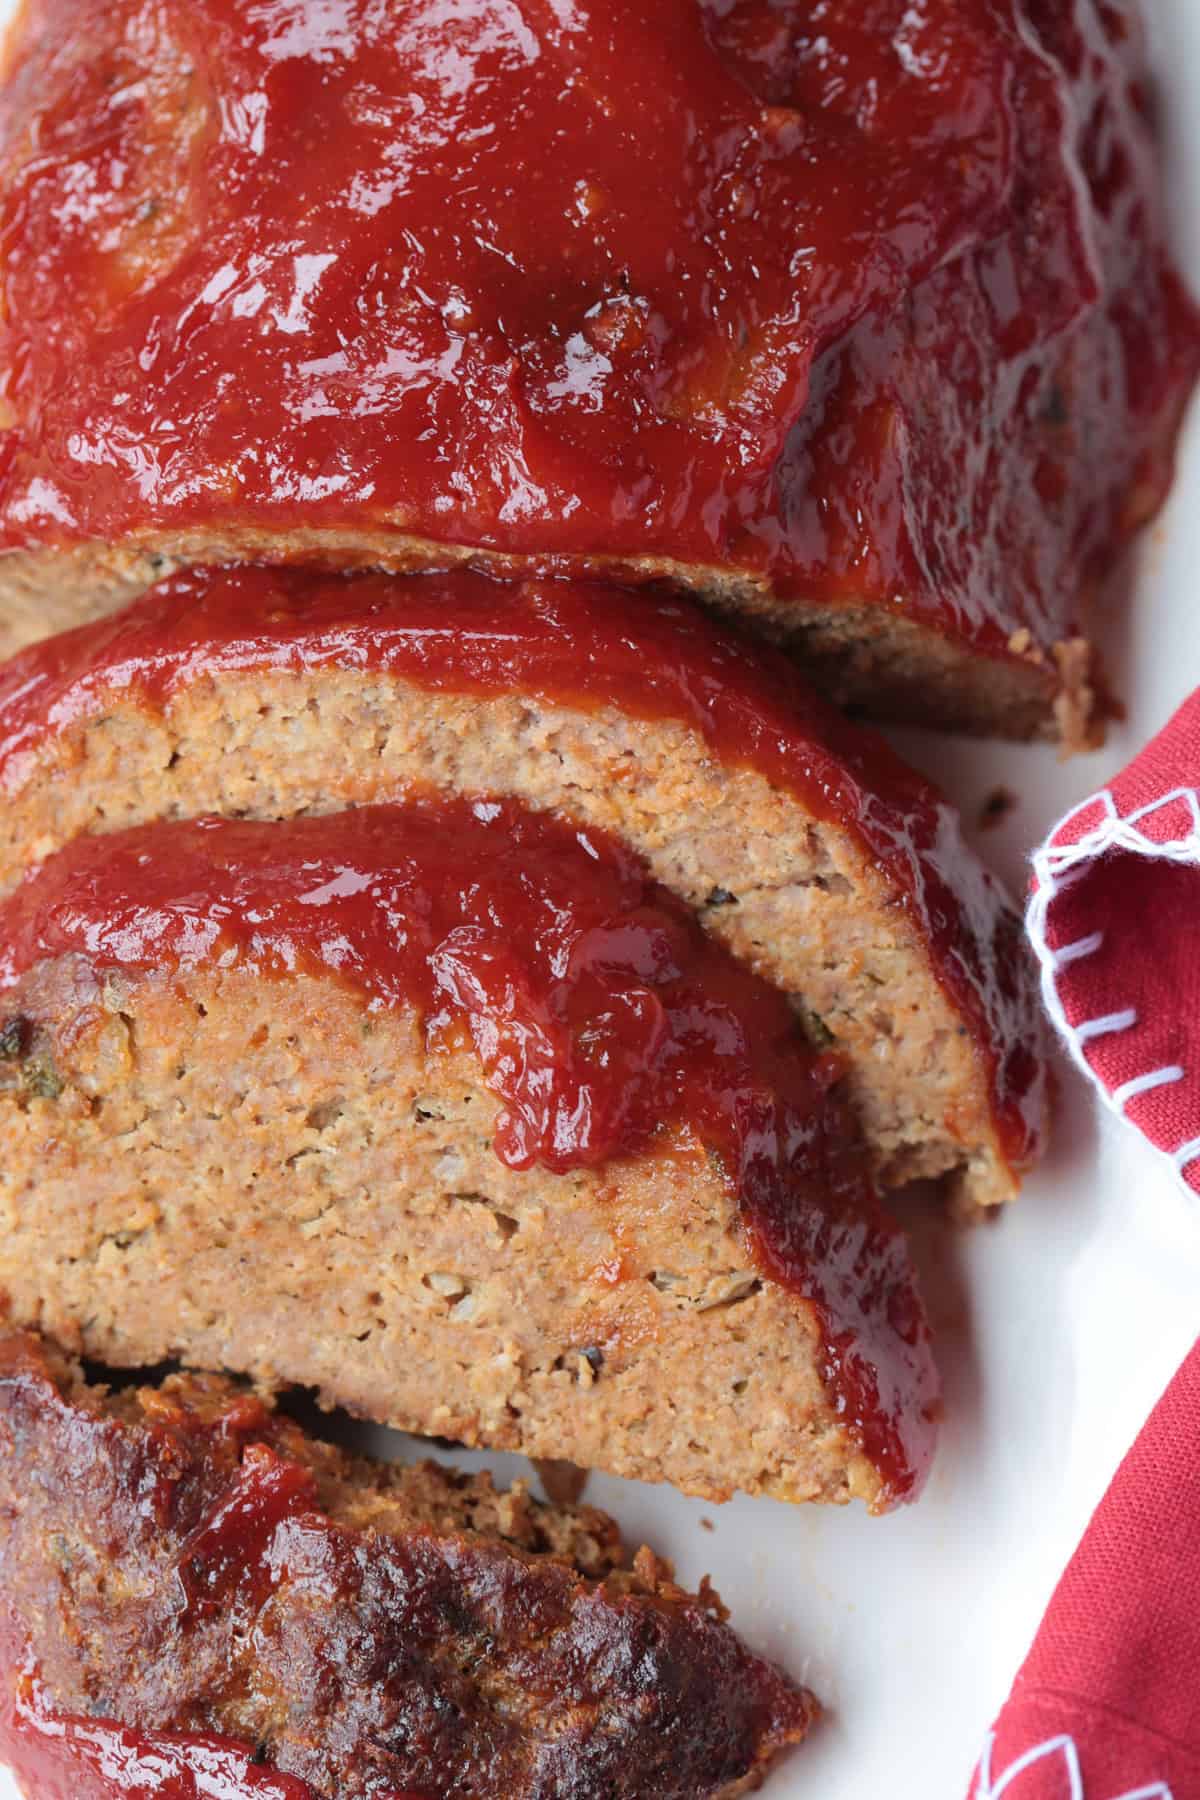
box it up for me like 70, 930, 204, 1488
1026, 783, 1200, 1195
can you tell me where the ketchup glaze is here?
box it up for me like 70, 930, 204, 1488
0, 563, 1047, 1185
0, 1, 1195, 655
0, 797, 939, 1502
0, 1669, 322, 1800
0, 1615, 420, 1800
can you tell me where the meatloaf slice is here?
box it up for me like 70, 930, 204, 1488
0, 0, 1195, 738
0, 564, 1047, 1211
0, 1331, 816, 1799
0, 798, 938, 1511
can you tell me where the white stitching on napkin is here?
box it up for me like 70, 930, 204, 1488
1051, 931, 1105, 969
974, 1731, 1083, 1798
1173, 1135, 1200, 1174
1027, 786, 1200, 1197
973, 1731, 1174, 1799
1075, 1008, 1138, 1044
1111, 1067, 1185, 1111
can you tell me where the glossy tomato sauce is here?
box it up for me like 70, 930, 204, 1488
0, 1, 1194, 652
0, 563, 1046, 1183
0, 797, 939, 1502
0, 1618, 325, 1800
0, 1671, 424, 1800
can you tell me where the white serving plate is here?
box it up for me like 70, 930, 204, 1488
1, 8, 1199, 1796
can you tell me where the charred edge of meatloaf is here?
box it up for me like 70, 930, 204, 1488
0, 1330, 816, 1800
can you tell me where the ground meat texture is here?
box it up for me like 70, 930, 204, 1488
0, 565, 1048, 1212
0, 799, 939, 1512
0, 1, 1194, 741
0, 1332, 816, 1799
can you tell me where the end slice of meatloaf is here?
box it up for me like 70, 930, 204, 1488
0, 0, 1195, 738
0, 564, 1049, 1211
0, 1330, 816, 1800
0, 798, 939, 1511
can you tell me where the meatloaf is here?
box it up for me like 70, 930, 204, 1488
0, 1330, 816, 1798
0, 795, 940, 1510
0, 1, 1195, 739
0, 564, 1047, 1210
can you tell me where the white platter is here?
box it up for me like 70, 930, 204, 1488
1, 7, 1199, 1797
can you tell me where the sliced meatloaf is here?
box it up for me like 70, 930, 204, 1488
0, 797, 939, 1511
0, 1, 1195, 739
0, 1331, 816, 1799
0, 564, 1047, 1210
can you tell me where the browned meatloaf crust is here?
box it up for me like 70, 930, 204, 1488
0, 565, 1048, 1210
0, 2, 1195, 740
0, 1330, 816, 1799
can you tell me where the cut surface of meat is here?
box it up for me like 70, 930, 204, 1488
0, 1330, 815, 1798
0, 799, 940, 1509
0, 563, 1048, 1209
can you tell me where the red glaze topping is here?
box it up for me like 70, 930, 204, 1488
0, 1684, 325, 1799
0, 1667, 424, 1800
0, 1442, 337, 1800
0, 1, 1195, 653
0, 798, 939, 1501
177, 1445, 318, 1621
0, 563, 1047, 1181
0, 1685, 319, 1800
0, 1614, 335, 1800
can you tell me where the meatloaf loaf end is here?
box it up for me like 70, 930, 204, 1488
0, 797, 940, 1511
0, 564, 1048, 1211
0, 1330, 816, 1799
0, 1, 1195, 738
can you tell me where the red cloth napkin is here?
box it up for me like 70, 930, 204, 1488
971, 1341, 1200, 1799
970, 689, 1200, 1798
1026, 689, 1200, 1189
